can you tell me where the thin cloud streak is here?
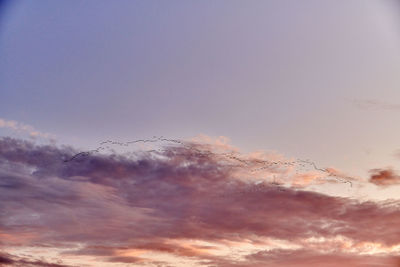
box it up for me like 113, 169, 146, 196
353, 99, 400, 111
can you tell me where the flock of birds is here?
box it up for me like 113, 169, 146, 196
63, 136, 354, 187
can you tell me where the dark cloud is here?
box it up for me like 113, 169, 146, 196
1, 137, 400, 265
369, 168, 400, 186
0, 254, 14, 264
0, 252, 71, 267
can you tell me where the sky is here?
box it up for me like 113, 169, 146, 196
1, 1, 400, 266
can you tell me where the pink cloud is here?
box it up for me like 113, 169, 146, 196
1, 137, 400, 265
221, 249, 400, 267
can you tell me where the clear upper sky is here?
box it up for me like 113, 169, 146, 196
2, 1, 400, 177
2, 0, 400, 178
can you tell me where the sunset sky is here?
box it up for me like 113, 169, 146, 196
1, 1, 400, 266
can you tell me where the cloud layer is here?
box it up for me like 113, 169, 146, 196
1, 137, 400, 266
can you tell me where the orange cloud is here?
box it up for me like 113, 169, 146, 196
369, 168, 400, 186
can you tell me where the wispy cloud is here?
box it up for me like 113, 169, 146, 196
0, 118, 54, 140
353, 99, 400, 111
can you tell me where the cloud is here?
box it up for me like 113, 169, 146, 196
0, 252, 71, 267
213, 249, 400, 267
369, 168, 400, 186
1, 137, 400, 266
0, 118, 54, 140
353, 99, 400, 111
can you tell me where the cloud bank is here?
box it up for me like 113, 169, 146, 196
1, 137, 400, 266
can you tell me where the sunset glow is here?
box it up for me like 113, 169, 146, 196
1, 1, 400, 266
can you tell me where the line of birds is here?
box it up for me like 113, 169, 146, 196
63, 136, 353, 187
